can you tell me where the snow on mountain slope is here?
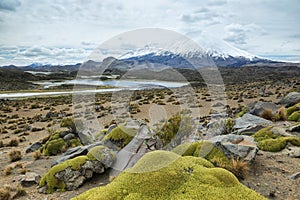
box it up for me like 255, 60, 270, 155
118, 36, 257, 63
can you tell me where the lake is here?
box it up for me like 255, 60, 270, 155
0, 79, 189, 99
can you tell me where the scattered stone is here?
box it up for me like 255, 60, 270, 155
14, 172, 41, 187
279, 92, 300, 107
25, 142, 42, 153
287, 146, 300, 158
289, 172, 300, 180
209, 134, 258, 161
233, 113, 273, 135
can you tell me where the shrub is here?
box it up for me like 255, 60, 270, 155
20, 167, 27, 174
8, 138, 19, 147
227, 157, 249, 180
274, 106, 287, 121
33, 151, 42, 160
0, 187, 11, 200
156, 112, 193, 147
4, 166, 13, 175
259, 109, 274, 121
225, 118, 235, 134
13, 184, 26, 198
9, 150, 22, 162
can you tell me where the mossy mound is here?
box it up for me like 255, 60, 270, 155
72, 151, 265, 200
253, 127, 300, 152
172, 141, 229, 167
103, 124, 137, 148
286, 103, 300, 116
288, 111, 300, 122
40, 132, 82, 156
39, 155, 89, 193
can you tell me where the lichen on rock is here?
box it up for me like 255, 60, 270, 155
39, 145, 115, 193
39, 155, 89, 193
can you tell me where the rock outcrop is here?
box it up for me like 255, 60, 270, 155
233, 113, 273, 135
39, 145, 115, 193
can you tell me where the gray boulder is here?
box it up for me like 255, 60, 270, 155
209, 134, 258, 161
249, 101, 278, 116
14, 172, 41, 187
279, 92, 300, 107
25, 142, 42, 153
233, 113, 273, 135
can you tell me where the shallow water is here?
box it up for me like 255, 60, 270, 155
0, 79, 188, 99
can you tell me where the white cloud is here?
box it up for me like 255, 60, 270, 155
0, 0, 299, 64
0, 45, 92, 66
224, 23, 266, 45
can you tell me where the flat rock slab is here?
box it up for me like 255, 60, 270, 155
233, 113, 273, 135
209, 134, 258, 161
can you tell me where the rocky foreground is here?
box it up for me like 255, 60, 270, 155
0, 85, 300, 199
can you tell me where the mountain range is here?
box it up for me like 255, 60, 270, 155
0, 41, 296, 72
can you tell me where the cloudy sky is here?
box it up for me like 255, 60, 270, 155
0, 0, 299, 65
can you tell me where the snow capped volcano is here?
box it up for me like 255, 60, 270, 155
117, 38, 267, 67
202, 40, 256, 60
118, 45, 172, 60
